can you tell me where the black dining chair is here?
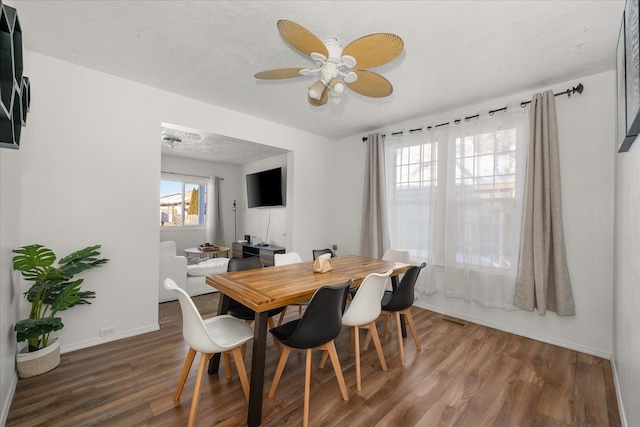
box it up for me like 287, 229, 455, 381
268, 280, 351, 427
226, 257, 287, 354
375, 262, 426, 367
312, 248, 336, 260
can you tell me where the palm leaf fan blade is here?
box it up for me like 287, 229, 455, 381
254, 68, 305, 80
346, 70, 393, 98
342, 33, 404, 69
277, 20, 328, 58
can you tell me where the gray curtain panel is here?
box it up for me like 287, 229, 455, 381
212, 176, 225, 246
360, 133, 390, 258
513, 91, 575, 316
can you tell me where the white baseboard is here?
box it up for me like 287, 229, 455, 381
1, 371, 18, 426
60, 324, 160, 354
413, 300, 612, 359
609, 356, 628, 427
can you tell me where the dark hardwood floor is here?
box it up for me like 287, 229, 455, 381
7, 305, 621, 426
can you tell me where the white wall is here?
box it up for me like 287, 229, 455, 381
0, 145, 22, 425
160, 155, 241, 251
613, 91, 640, 424
330, 71, 616, 358
240, 154, 290, 250
10, 50, 334, 355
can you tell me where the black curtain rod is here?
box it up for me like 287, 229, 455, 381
161, 171, 213, 180
362, 83, 584, 142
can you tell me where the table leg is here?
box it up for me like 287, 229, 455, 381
248, 311, 268, 427
208, 293, 231, 375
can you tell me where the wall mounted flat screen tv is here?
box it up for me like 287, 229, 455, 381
246, 167, 284, 208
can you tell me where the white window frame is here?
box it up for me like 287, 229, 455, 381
160, 173, 208, 229
386, 121, 523, 274
449, 128, 520, 273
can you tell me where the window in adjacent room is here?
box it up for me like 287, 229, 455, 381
160, 175, 207, 227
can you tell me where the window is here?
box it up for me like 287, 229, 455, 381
394, 141, 438, 190
452, 129, 518, 269
160, 176, 207, 227
384, 108, 529, 306
385, 111, 527, 274
386, 132, 441, 262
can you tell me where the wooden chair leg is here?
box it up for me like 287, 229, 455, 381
268, 346, 291, 398
354, 326, 362, 392
363, 329, 372, 351
303, 348, 312, 427
268, 317, 283, 356
277, 307, 287, 326
319, 350, 329, 368
350, 327, 355, 353
223, 353, 232, 379
174, 348, 197, 401
325, 340, 349, 401
403, 308, 421, 351
367, 321, 387, 371
231, 347, 250, 401
395, 312, 406, 367
188, 353, 211, 427
383, 313, 389, 337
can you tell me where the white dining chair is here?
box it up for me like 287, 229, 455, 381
382, 248, 410, 291
274, 252, 307, 317
321, 270, 393, 391
164, 278, 254, 427
274, 251, 302, 266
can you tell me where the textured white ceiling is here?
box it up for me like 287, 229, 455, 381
10, 0, 624, 162
160, 123, 288, 165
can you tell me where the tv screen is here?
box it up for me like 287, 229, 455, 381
246, 167, 284, 208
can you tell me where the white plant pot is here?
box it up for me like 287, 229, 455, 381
16, 338, 61, 378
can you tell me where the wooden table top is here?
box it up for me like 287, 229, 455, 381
206, 255, 410, 312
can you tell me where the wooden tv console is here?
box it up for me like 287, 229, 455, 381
231, 242, 285, 267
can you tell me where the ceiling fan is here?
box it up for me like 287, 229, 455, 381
254, 20, 404, 106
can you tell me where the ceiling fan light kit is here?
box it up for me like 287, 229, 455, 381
255, 20, 403, 107
308, 79, 326, 100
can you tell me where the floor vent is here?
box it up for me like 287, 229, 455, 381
441, 317, 467, 328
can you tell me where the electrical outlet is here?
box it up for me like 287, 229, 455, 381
100, 327, 115, 337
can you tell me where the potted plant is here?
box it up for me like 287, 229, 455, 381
12, 244, 108, 378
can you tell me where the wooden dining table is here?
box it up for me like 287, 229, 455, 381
205, 254, 411, 427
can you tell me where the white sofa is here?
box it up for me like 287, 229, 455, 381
159, 241, 230, 303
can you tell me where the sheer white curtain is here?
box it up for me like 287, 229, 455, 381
443, 104, 529, 309
384, 128, 443, 294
